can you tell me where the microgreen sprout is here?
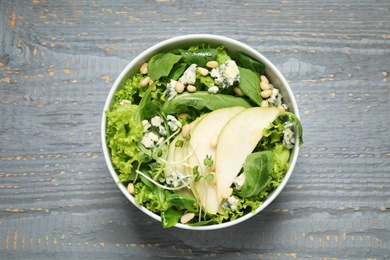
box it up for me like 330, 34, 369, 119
203, 154, 214, 167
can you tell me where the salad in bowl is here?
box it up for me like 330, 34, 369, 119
101, 35, 303, 230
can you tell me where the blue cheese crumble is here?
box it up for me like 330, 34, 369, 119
233, 173, 246, 190
210, 60, 240, 90
222, 196, 239, 211
165, 170, 191, 188
179, 64, 197, 86
283, 122, 295, 149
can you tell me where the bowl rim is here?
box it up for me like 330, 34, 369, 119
101, 34, 300, 230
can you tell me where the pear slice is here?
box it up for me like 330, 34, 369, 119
215, 107, 281, 206
165, 115, 205, 198
186, 106, 246, 214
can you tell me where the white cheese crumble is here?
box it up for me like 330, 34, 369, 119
167, 115, 182, 132
141, 132, 159, 148
142, 120, 151, 132
208, 86, 219, 95
151, 116, 163, 127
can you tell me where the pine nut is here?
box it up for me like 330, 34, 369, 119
140, 63, 148, 74
260, 75, 269, 84
197, 67, 209, 76
260, 81, 270, 90
261, 89, 272, 98
261, 100, 269, 107
277, 105, 286, 111
175, 81, 185, 93
222, 188, 233, 199
187, 85, 197, 93
206, 60, 218, 69
181, 124, 191, 138
234, 87, 244, 97
210, 134, 218, 148
140, 77, 151, 87
180, 212, 195, 224
120, 100, 132, 105
127, 183, 135, 194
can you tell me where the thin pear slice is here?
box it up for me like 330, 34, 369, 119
187, 106, 246, 214
215, 107, 281, 205
165, 115, 204, 198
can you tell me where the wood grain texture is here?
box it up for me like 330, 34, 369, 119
0, 0, 389, 259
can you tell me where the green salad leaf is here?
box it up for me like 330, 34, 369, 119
239, 151, 273, 197
105, 104, 144, 182
148, 53, 182, 80
238, 67, 263, 106
162, 91, 252, 115
180, 48, 217, 67
238, 52, 266, 75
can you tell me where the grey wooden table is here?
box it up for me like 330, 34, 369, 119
1, 0, 389, 259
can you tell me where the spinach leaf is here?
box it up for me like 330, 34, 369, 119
239, 151, 274, 197
169, 63, 187, 81
138, 100, 163, 121
238, 67, 263, 106
238, 52, 266, 75
135, 84, 153, 121
161, 208, 182, 228
167, 194, 197, 212
162, 91, 252, 115
148, 53, 182, 80
180, 48, 217, 67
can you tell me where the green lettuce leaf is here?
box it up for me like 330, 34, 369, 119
216, 46, 231, 64
105, 104, 144, 182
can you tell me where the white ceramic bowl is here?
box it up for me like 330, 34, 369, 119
101, 34, 300, 230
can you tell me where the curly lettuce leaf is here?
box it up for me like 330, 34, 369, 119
105, 104, 144, 182
216, 46, 231, 64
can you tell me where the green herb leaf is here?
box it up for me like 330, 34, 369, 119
203, 154, 213, 167
175, 140, 184, 148
205, 173, 214, 181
